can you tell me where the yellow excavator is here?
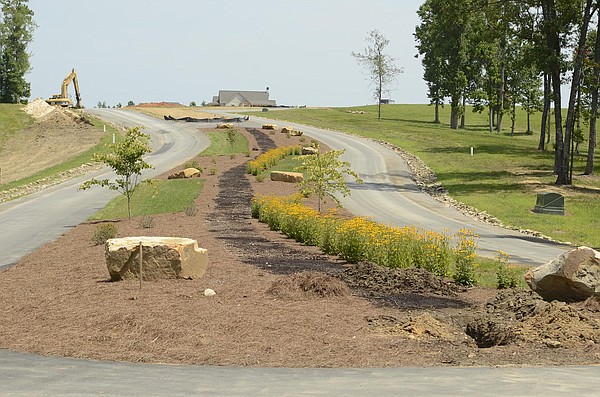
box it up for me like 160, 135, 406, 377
46, 68, 82, 108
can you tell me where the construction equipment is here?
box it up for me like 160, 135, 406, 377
46, 68, 82, 108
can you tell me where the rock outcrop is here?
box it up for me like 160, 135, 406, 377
525, 247, 600, 302
105, 237, 208, 281
270, 171, 304, 183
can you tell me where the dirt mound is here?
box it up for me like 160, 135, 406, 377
23, 98, 56, 119
341, 261, 461, 297
267, 272, 351, 299
468, 290, 600, 348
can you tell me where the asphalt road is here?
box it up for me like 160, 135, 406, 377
0, 109, 210, 269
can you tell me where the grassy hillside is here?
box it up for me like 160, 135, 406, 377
255, 104, 600, 248
0, 104, 34, 149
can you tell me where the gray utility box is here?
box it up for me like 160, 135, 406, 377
533, 192, 565, 215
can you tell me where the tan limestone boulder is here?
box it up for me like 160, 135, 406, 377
105, 237, 208, 281
216, 123, 234, 129
168, 167, 200, 179
302, 146, 319, 155
262, 124, 277, 130
270, 171, 304, 183
525, 247, 600, 302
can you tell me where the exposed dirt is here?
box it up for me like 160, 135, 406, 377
1, 115, 600, 367
0, 99, 104, 189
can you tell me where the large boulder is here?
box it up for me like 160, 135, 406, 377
105, 237, 208, 281
525, 247, 600, 302
270, 171, 304, 183
281, 126, 303, 136
302, 146, 319, 155
168, 167, 200, 179
262, 124, 277, 130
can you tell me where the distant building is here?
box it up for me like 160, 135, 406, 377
209, 89, 277, 107
379, 98, 395, 105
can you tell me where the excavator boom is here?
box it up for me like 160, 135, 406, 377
47, 68, 82, 108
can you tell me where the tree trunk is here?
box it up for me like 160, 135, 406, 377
556, 0, 594, 184
496, 61, 505, 133
450, 96, 460, 129
434, 100, 441, 124
585, 15, 600, 175
539, 73, 550, 150
511, 98, 516, 136
460, 95, 466, 128
541, 0, 565, 178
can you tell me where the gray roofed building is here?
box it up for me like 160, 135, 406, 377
210, 90, 277, 107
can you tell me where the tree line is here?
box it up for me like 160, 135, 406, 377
415, 0, 600, 184
0, 0, 35, 104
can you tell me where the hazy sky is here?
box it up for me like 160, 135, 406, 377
26, 0, 428, 108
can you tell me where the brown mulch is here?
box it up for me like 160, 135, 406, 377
1, 126, 600, 367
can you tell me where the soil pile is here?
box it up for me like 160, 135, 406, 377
23, 98, 56, 119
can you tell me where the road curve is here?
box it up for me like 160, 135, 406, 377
218, 111, 570, 266
0, 109, 210, 269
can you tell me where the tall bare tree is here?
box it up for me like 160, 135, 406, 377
352, 30, 403, 121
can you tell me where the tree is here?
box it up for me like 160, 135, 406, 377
352, 29, 403, 121
127, 100, 135, 107
80, 126, 153, 219
0, 0, 36, 103
295, 144, 362, 213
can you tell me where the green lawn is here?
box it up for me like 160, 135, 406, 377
90, 179, 204, 220
248, 104, 600, 248
200, 129, 249, 156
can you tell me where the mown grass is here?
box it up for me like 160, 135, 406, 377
88, 125, 244, 220
250, 104, 600, 248
200, 129, 249, 157
89, 179, 204, 220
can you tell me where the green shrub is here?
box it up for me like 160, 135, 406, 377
92, 223, 118, 246
453, 229, 478, 287
496, 251, 518, 289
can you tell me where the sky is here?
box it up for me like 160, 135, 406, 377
26, 0, 429, 108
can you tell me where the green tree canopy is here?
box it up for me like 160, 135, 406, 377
0, 0, 35, 103
80, 126, 153, 219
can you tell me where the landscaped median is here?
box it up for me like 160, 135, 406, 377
251, 194, 480, 285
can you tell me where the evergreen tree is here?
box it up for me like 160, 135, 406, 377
0, 0, 35, 103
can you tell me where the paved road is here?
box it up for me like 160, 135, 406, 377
2, 349, 600, 396
0, 109, 210, 269
222, 111, 571, 266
